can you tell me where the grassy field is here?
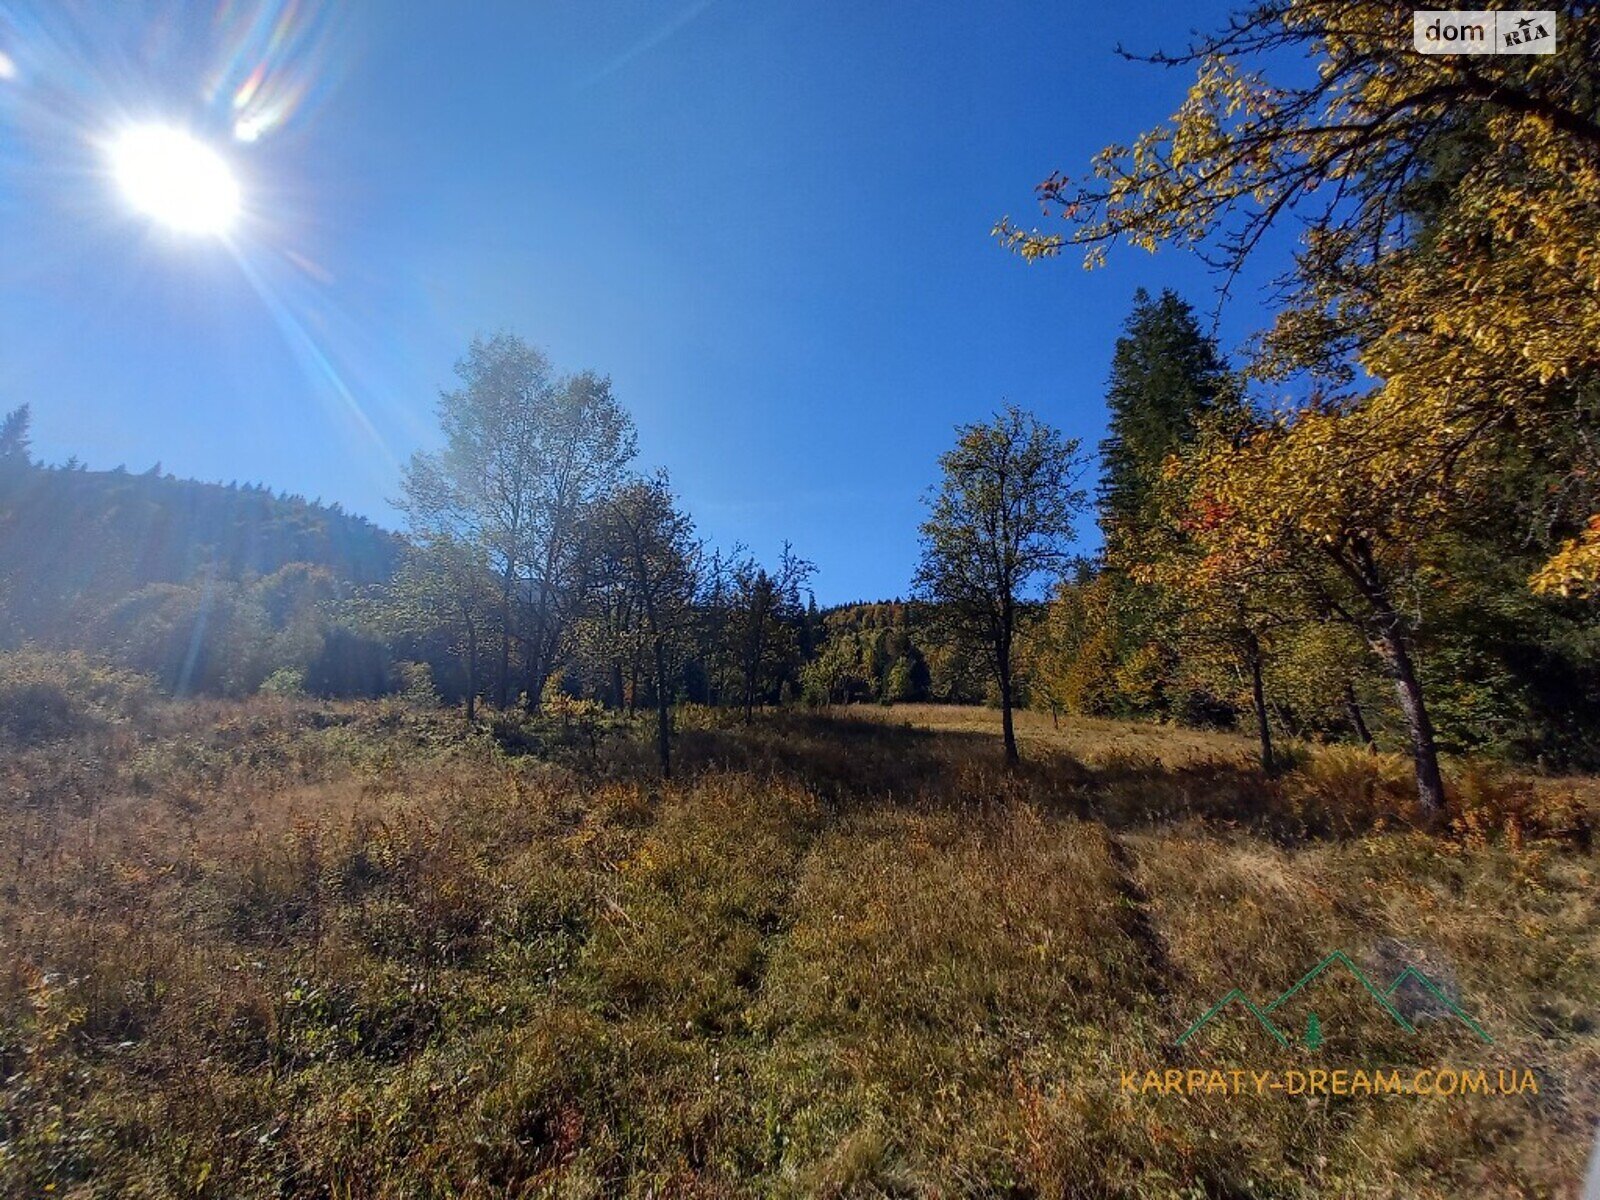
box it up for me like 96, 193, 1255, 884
836, 702, 1267, 768
2, 666, 1598, 1197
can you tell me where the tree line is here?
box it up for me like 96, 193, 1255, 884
362, 333, 819, 776
4, 1, 1596, 806
977, 1, 1600, 814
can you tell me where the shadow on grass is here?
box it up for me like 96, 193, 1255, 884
683, 710, 1592, 848
671, 710, 962, 804
481, 704, 1589, 848
673, 709, 1298, 830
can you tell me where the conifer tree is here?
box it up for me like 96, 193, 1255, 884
1098, 290, 1227, 562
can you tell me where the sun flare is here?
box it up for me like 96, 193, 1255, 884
111, 125, 240, 235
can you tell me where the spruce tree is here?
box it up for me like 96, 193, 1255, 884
1097, 289, 1228, 562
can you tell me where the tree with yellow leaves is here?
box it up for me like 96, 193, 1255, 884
1002, 1, 1600, 808
1173, 404, 1450, 804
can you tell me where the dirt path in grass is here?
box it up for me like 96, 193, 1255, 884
1102, 829, 1180, 1010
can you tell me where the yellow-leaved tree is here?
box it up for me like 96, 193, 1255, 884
1001, 1, 1600, 810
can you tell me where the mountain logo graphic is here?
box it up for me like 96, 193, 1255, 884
1176, 951, 1493, 1048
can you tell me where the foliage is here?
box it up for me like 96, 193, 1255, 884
1000, 1, 1600, 799
367, 534, 500, 718
0, 403, 29, 463
1097, 288, 1229, 561
800, 602, 935, 706
0, 649, 155, 744
594, 473, 704, 774
914, 405, 1089, 760
398, 332, 637, 711
258, 666, 306, 697
1028, 289, 1236, 728
718, 543, 815, 720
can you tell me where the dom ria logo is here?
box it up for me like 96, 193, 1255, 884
1414, 10, 1556, 55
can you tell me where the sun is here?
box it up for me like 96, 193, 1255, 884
111, 125, 241, 236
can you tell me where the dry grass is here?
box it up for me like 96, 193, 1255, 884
841, 701, 1263, 768
2, 675, 1596, 1197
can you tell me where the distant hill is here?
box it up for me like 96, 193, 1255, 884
0, 456, 400, 656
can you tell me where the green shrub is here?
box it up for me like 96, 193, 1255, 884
258, 666, 307, 697
393, 659, 439, 708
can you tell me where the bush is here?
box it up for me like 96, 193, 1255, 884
0, 649, 155, 743
394, 660, 440, 708
1174, 687, 1238, 730
304, 626, 391, 697
0, 676, 82, 742
258, 666, 307, 697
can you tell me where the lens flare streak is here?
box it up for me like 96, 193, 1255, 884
229, 243, 397, 474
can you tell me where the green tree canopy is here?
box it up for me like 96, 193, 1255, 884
914, 405, 1088, 763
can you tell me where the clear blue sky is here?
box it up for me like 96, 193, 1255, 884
1, 0, 1285, 604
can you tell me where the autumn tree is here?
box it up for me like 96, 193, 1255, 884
1063, 289, 1233, 717
373, 535, 498, 721
514, 369, 637, 709
1178, 406, 1450, 806
399, 335, 554, 707
399, 334, 635, 711
914, 406, 1088, 763
598, 474, 702, 776
1027, 568, 1121, 719
999, 1, 1600, 806
725, 545, 815, 722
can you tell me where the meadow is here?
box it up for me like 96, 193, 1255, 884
2, 655, 1597, 1198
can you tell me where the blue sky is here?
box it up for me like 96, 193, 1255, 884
0, 0, 1286, 604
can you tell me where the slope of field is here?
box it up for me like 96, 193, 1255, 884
2, 677, 1597, 1198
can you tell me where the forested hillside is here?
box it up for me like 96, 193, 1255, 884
0, 405, 400, 694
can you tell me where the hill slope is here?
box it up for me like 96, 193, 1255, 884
0, 462, 398, 638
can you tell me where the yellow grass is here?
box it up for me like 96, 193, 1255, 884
836, 701, 1262, 766
1, 683, 1596, 1198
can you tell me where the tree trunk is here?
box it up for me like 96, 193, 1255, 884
653, 637, 672, 779
1271, 699, 1303, 741
522, 641, 540, 713
1246, 634, 1274, 774
496, 569, 513, 709
1343, 681, 1376, 750
610, 660, 625, 711
1373, 621, 1446, 815
1331, 539, 1445, 815
743, 612, 765, 724
465, 620, 478, 724
1000, 693, 1018, 764
996, 635, 1019, 765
